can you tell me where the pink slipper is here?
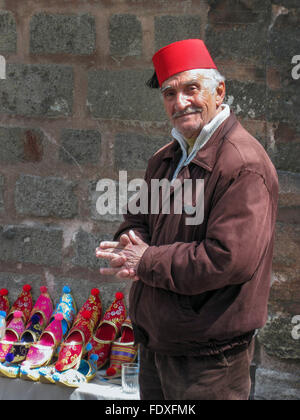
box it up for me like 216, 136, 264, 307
22, 313, 64, 369
7, 286, 53, 364
0, 311, 25, 362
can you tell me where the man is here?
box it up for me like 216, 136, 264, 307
96, 39, 278, 400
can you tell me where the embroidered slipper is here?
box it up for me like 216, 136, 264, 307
51, 286, 77, 337
55, 289, 102, 372
105, 318, 138, 378
0, 285, 33, 362
19, 365, 41, 382
21, 313, 64, 372
0, 357, 21, 379
54, 354, 99, 388
6, 285, 33, 325
8, 286, 53, 364
0, 311, 27, 363
0, 289, 9, 315
39, 364, 60, 385
87, 292, 126, 370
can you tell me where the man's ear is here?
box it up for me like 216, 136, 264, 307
216, 81, 226, 107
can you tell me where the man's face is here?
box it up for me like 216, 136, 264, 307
161, 69, 225, 140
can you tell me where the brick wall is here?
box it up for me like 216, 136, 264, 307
0, 0, 299, 399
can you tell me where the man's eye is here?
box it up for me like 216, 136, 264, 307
187, 85, 198, 93
164, 90, 175, 98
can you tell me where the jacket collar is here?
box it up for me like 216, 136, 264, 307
163, 111, 238, 172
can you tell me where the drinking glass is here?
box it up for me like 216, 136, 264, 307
122, 363, 139, 394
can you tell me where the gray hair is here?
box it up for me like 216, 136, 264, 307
159, 68, 226, 96
194, 69, 226, 93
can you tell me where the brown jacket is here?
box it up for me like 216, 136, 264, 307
114, 113, 279, 356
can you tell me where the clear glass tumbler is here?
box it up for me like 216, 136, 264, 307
122, 363, 139, 394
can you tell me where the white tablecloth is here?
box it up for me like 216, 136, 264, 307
0, 371, 140, 400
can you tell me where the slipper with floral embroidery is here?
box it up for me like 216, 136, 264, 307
55, 289, 102, 372
0, 289, 9, 315
20, 313, 65, 376
0, 285, 33, 363
87, 292, 126, 371
51, 286, 77, 337
54, 354, 99, 388
7, 286, 53, 364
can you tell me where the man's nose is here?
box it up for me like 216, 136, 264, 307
174, 92, 190, 111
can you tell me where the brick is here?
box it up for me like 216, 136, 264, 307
273, 222, 300, 269
15, 175, 78, 218
268, 9, 300, 65
278, 171, 300, 194
115, 132, 169, 170
267, 82, 300, 124
274, 122, 300, 144
109, 14, 142, 57
271, 0, 300, 7
225, 80, 266, 120
257, 314, 300, 360
155, 15, 201, 51
30, 13, 96, 55
0, 174, 4, 213
207, 0, 270, 24
0, 64, 73, 117
255, 366, 300, 400
59, 129, 101, 165
205, 24, 268, 64
0, 11, 17, 54
268, 142, 300, 173
87, 69, 165, 121
0, 224, 63, 266
0, 126, 44, 163
206, 1, 271, 65
71, 229, 111, 269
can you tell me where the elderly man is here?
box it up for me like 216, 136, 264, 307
96, 39, 278, 400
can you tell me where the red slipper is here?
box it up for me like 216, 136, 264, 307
87, 292, 126, 370
0, 289, 9, 315
55, 289, 102, 372
6, 285, 33, 324
105, 318, 138, 378
0, 285, 33, 363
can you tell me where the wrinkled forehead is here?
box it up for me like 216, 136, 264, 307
161, 69, 209, 90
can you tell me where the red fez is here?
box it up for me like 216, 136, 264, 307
152, 39, 217, 86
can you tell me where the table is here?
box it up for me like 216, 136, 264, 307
0, 370, 140, 400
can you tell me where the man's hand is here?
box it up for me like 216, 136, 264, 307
96, 230, 149, 280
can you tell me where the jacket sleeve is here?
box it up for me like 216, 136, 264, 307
137, 169, 276, 295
